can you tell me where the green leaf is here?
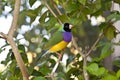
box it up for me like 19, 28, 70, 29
18, 45, 28, 63
99, 22, 109, 31
86, 63, 99, 75
8, 76, 18, 80
92, 57, 101, 62
117, 70, 120, 78
34, 5, 44, 15
100, 43, 113, 59
45, 16, 57, 28
107, 12, 120, 22
39, 66, 51, 75
25, 9, 37, 23
58, 14, 70, 23
18, 45, 25, 53
103, 26, 116, 40
56, 72, 67, 80
33, 76, 47, 80
64, 1, 80, 13
29, 0, 36, 7
86, 63, 107, 76
78, 0, 86, 5
103, 74, 118, 80
113, 60, 120, 68
78, 74, 84, 80
67, 68, 80, 76
18, 11, 26, 26
101, 0, 112, 11
39, 11, 48, 25
114, 0, 120, 4
97, 67, 107, 76
31, 70, 43, 76
70, 17, 82, 25
0, 48, 6, 54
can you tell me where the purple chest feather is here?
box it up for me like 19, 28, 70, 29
63, 32, 72, 42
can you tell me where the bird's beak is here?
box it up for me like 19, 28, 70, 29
69, 25, 73, 29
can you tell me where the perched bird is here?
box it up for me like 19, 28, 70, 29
38, 23, 73, 59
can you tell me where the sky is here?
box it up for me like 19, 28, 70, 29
0, 16, 12, 62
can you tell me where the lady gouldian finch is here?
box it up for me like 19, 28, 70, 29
39, 23, 73, 58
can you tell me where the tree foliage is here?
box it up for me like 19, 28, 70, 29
0, 0, 120, 80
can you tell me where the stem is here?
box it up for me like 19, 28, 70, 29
72, 33, 103, 80
51, 0, 62, 15
83, 57, 89, 80
44, 0, 62, 24
51, 52, 63, 75
8, 37, 29, 80
86, 33, 103, 57
49, 52, 63, 80
72, 36, 84, 57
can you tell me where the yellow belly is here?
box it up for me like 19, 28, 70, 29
49, 41, 69, 52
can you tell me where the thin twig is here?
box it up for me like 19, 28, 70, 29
72, 33, 103, 80
86, 33, 103, 57
0, 32, 7, 39
83, 57, 89, 80
44, 0, 62, 24
51, 52, 63, 75
0, 36, 6, 39
51, 0, 62, 15
72, 36, 84, 57
82, 32, 103, 80
49, 52, 63, 80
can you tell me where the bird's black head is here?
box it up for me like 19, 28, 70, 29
63, 23, 72, 32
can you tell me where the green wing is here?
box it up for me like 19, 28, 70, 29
43, 31, 63, 49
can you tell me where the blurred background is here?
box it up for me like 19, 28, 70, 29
0, 0, 120, 80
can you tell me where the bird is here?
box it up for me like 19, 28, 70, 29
37, 23, 73, 60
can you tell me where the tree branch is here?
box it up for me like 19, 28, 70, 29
82, 33, 103, 80
0, 0, 29, 79
8, 37, 29, 80
72, 36, 84, 57
8, 0, 20, 37
51, 52, 63, 75
0, 32, 7, 39
51, 0, 62, 15
44, 0, 62, 24
83, 57, 89, 80
49, 52, 63, 80
86, 32, 103, 57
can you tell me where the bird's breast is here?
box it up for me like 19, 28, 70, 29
63, 32, 72, 42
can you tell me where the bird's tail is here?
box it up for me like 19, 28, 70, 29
30, 50, 50, 67
36, 50, 49, 62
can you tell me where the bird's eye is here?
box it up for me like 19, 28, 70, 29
65, 25, 69, 28
64, 23, 69, 28
63, 23, 71, 32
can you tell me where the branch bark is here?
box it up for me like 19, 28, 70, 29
85, 33, 103, 57
51, 0, 62, 15
72, 36, 84, 57
83, 57, 89, 80
51, 52, 63, 75
0, 0, 29, 80
44, 0, 62, 24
